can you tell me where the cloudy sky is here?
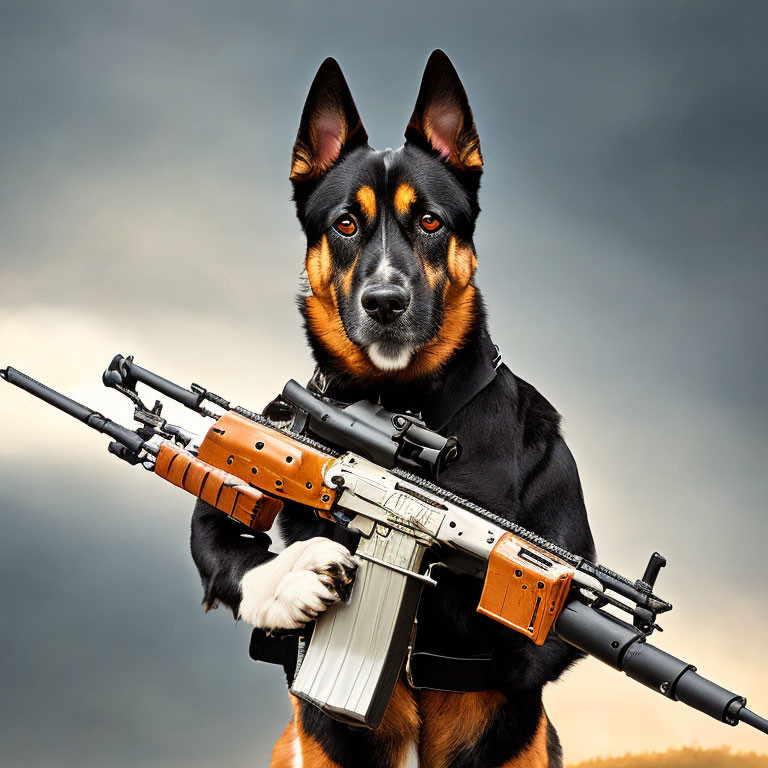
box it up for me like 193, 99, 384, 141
1, 1, 767, 766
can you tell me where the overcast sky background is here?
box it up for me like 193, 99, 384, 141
1, 1, 767, 766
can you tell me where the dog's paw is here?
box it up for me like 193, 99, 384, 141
238, 537, 357, 630
292, 537, 357, 599
241, 569, 340, 630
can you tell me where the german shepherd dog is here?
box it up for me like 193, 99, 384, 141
191, 50, 595, 768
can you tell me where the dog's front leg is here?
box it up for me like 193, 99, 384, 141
239, 537, 357, 631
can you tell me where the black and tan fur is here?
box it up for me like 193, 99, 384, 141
190, 51, 595, 768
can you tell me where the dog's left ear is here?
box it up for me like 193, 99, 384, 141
405, 50, 482, 173
290, 58, 369, 182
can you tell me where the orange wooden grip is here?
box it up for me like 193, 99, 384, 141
154, 442, 283, 531
476, 533, 574, 645
196, 412, 337, 515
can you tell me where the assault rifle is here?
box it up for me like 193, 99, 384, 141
2, 357, 767, 734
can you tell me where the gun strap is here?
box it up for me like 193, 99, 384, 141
248, 628, 499, 694
406, 650, 497, 692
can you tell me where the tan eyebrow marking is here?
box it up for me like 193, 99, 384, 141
394, 183, 417, 215
356, 186, 376, 220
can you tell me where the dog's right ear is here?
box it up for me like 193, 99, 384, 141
290, 58, 369, 182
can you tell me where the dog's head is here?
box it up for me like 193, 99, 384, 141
291, 50, 483, 384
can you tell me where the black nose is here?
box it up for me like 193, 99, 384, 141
361, 285, 411, 324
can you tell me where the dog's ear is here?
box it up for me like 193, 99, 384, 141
405, 50, 482, 172
290, 58, 369, 182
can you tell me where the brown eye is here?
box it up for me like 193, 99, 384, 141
333, 215, 357, 237
420, 213, 442, 232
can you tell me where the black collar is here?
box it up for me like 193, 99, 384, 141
308, 331, 502, 432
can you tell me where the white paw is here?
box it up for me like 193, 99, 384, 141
251, 570, 339, 630
292, 537, 357, 577
238, 537, 356, 631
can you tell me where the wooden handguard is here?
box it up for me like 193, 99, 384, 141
154, 442, 284, 531
476, 533, 574, 645
196, 411, 338, 515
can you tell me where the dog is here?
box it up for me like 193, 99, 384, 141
190, 50, 595, 768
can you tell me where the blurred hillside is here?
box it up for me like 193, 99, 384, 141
569, 748, 768, 768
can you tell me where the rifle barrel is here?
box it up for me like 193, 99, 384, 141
1, 366, 145, 453
556, 597, 767, 734
739, 707, 768, 735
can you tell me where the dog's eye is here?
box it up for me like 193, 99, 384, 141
333, 216, 357, 237
420, 213, 442, 232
